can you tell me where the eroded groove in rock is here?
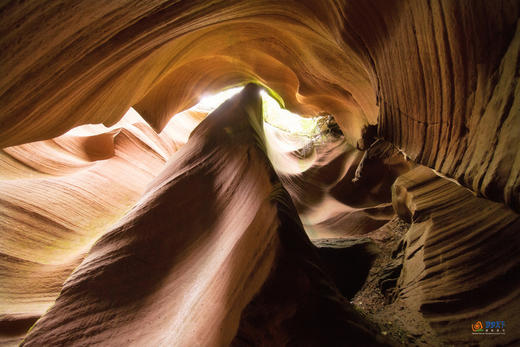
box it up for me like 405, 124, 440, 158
392, 166, 520, 345
273, 135, 411, 239
233, 191, 386, 346
364, 1, 520, 210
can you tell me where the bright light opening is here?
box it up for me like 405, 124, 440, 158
260, 90, 319, 137
191, 86, 320, 137
193, 87, 245, 113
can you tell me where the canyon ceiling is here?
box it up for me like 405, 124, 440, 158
0, 1, 519, 346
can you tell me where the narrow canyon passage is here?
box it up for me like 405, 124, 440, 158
1, 1, 519, 346
18, 84, 387, 346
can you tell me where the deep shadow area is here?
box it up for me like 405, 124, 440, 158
313, 238, 379, 299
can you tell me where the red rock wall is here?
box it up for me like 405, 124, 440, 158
353, 1, 520, 211
0, 113, 191, 345
392, 166, 520, 345
0, 1, 519, 345
1, 1, 517, 210
20, 85, 387, 346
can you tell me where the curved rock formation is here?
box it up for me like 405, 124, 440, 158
1, 1, 519, 345
276, 136, 411, 239
0, 109, 201, 345
20, 85, 386, 346
391, 166, 520, 346
1, 1, 518, 211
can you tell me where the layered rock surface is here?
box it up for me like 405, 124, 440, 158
19, 85, 387, 346
1, 0, 518, 211
275, 136, 411, 239
0, 109, 202, 345
0, 1, 519, 345
392, 166, 520, 346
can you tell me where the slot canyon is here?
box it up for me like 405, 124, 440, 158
0, 1, 519, 346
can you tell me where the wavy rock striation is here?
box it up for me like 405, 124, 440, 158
0, 110, 202, 345
20, 85, 387, 346
275, 136, 411, 239
0, 1, 519, 345
2, 1, 517, 211
392, 166, 520, 345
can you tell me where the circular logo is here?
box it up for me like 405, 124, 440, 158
472, 321, 484, 332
